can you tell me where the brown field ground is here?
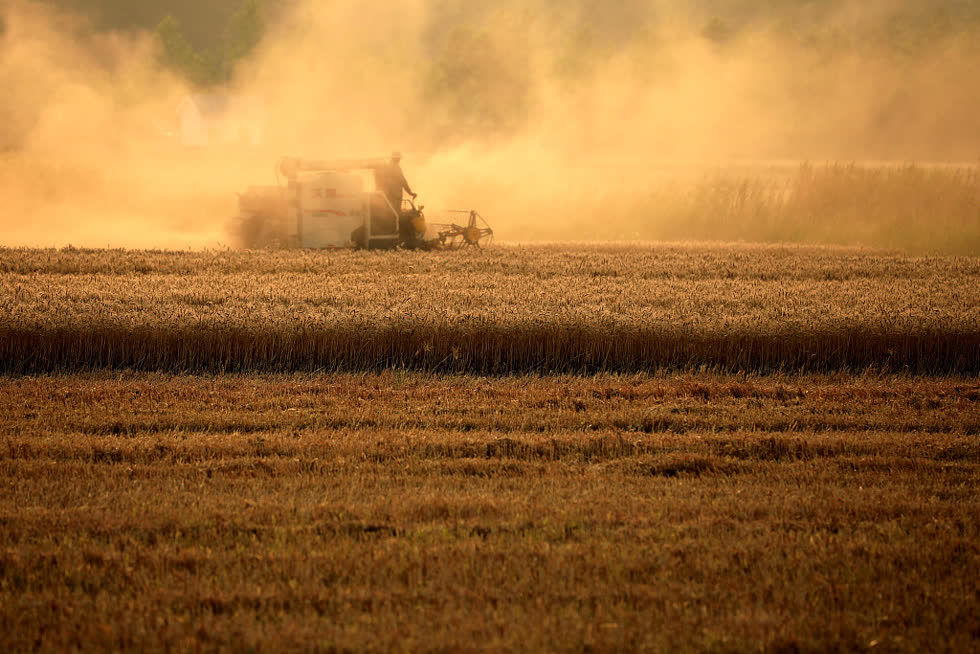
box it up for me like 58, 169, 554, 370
1, 244, 978, 651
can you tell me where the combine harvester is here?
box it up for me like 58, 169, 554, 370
234, 155, 493, 250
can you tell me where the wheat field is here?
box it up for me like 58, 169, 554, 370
1, 243, 978, 374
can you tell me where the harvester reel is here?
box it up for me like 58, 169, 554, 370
435, 210, 494, 249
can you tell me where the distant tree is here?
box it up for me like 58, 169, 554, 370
424, 24, 531, 137
701, 17, 735, 45
155, 0, 264, 87
156, 15, 214, 86
225, 0, 263, 63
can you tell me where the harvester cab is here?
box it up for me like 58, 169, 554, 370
234, 156, 492, 250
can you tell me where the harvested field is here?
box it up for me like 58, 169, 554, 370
1, 373, 978, 651
2, 244, 978, 374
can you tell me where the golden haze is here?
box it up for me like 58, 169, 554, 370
1, 0, 979, 249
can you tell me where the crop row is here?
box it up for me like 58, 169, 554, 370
2, 321, 978, 374
1, 244, 976, 373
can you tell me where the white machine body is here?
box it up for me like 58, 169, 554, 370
297, 172, 364, 248
235, 156, 411, 249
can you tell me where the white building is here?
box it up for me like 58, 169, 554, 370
176, 94, 264, 148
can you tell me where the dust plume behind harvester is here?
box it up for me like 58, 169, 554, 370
234, 155, 492, 250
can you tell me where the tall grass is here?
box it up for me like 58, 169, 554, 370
601, 163, 980, 254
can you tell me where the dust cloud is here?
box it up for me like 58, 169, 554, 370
2, 0, 979, 248
0, 0, 264, 248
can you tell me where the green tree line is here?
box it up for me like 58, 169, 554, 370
38, 0, 266, 86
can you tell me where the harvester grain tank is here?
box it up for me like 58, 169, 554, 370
235, 155, 492, 250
